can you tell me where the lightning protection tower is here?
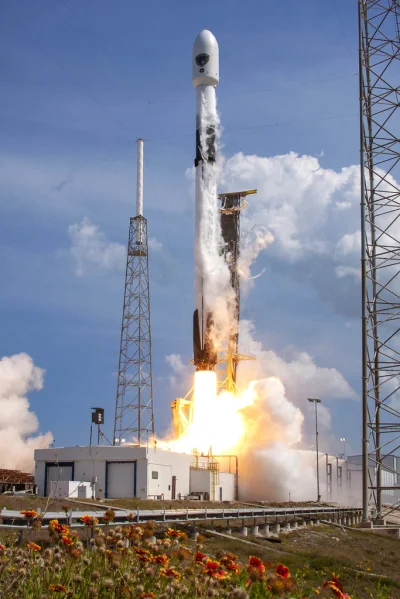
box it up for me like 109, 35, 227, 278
359, 0, 400, 520
113, 139, 155, 446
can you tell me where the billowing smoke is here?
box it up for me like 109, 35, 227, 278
239, 226, 274, 283
0, 353, 53, 472
231, 374, 324, 501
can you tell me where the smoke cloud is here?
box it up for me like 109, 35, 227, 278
0, 353, 52, 472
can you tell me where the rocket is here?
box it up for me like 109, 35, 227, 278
192, 30, 219, 371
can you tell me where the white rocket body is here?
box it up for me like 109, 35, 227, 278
192, 30, 219, 371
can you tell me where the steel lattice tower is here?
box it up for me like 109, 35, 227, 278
114, 139, 154, 445
359, 0, 400, 519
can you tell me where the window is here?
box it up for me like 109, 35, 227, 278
152, 471, 158, 479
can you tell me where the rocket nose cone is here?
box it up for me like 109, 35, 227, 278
192, 30, 219, 87
193, 30, 218, 55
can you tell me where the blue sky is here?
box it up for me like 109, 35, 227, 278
0, 0, 362, 459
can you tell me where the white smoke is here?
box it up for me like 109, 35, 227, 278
0, 353, 52, 472
239, 226, 274, 283
195, 93, 235, 350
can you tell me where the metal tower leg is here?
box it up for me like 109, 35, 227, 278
359, 0, 400, 520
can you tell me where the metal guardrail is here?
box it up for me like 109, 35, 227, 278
0, 505, 362, 528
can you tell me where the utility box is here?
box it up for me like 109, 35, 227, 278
50, 480, 92, 499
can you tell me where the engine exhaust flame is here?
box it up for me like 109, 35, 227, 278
168, 371, 254, 455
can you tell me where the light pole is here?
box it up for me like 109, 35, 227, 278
308, 397, 322, 502
340, 437, 346, 460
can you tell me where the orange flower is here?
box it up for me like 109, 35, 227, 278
225, 561, 240, 575
160, 567, 182, 580
140, 594, 155, 599
210, 570, 228, 580
203, 560, 228, 580
0, 544, 6, 552
276, 564, 290, 579
324, 578, 351, 599
166, 527, 185, 538
61, 535, 73, 546
49, 584, 67, 592
195, 551, 208, 563
20, 510, 38, 519
80, 515, 99, 526
26, 542, 41, 551
49, 520, 69, 536
153, 554, 169, 566
135, 547, 151, 556
224, 552, 238, 561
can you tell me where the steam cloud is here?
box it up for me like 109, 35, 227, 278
0, 353, 52, 472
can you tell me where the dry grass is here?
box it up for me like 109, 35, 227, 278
201, 524, 400, 599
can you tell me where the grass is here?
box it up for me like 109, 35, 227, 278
0, 496, 235, 514
0, 507, 398, 599
201, 524, 400, 599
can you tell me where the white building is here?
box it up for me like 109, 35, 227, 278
34, 446, 237, 501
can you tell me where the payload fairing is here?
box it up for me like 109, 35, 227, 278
192, 30, 219, 372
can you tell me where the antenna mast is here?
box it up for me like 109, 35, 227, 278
113, 139, 155, 446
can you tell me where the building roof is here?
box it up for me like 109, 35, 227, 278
0, 469, 34, 484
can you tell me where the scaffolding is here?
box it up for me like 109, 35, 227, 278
218, 190, 257, 393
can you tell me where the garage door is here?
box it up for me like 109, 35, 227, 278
106, 462, 136, 498
46, 463, 73, 496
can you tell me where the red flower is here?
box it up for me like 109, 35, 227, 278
204, 560, 220, 571
203, 560, 228, 580
140, 594, 155, 598
61, 535, 73, 546
195, 551, 208, 563
20, 510, 39, 519
0, 544, 6, 552
248, 556, 265, 573
49, 584, 67, 592
135, 547, 151, 556
225, 560, 240, 574
153, 554, 169, 566
166, 527, 184, 538
324, 578, 351, 599
160, 567, 182, 580
276, 563, 290, 579
80, 515, 98, 526
26, 542, 41, 551
49, 520, 69, 536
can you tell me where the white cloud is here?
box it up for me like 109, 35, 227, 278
0, 353, 52, 471
149, 237, 163, 252
335, 265, 361, 280
335, 231, 361, 257
165, 354, 187, 374
68, 218, 125, 276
